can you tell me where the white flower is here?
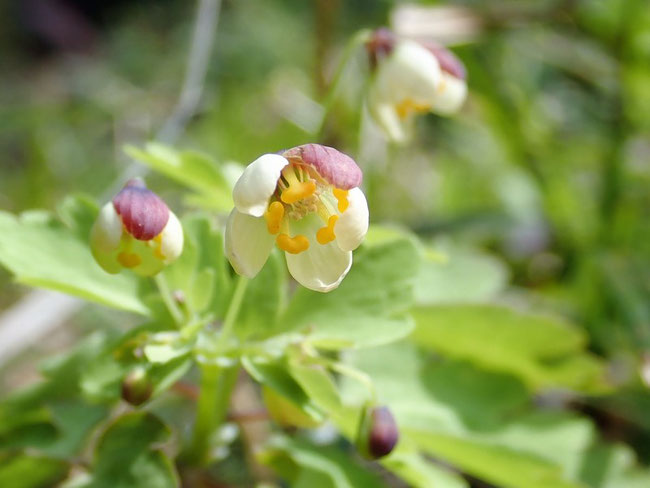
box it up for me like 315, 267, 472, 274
366, 30, 468, 142
225, 144, 369, 292
90, 179, 184, 276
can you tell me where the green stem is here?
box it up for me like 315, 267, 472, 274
215, 275, 249, 350
154, 273, 184, 325
186, 363, 239, 465
315, 28, 372, 139
184, 275, 248, 465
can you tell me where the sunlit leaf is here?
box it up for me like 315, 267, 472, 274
0, 209, 151, 315
411, 304, 608, 392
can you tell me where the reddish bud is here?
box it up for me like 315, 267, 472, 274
112, 179, 170, 240
357, 405, 399, 459
121, 367, 153, 406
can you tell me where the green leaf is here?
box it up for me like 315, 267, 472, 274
89, 412, 178, 488
260, 436, 386, 488
383, 450, 468, 488
43, 400, 108, 457
125, 143, 232, 211
407, 430, 582, 488
0, 405, 58, 450
411, 304, 608, 392
237, 251, 287, 340
0, 452, 69, 488
0, 209, 151, 315
343, 342, 529, 434
242, 356, 324, 423
162, 215, 231, 317
341, 342, 599, 488
0, 333, 111, 450
276, 237, 420, 349
414, 245, 508, 305
578, 442, 650, 488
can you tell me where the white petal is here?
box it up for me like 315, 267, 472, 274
367, 99, 408, 143
91, 202, 123, 252
431, 73, 467, 115
335, 187, 369, 252
232, 154, 288, 217
374, 40, 441, 107
225, 208, 275, 278
159, 210, 184, 263
285, 239, 352, 293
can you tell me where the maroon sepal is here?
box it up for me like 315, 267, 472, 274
419, 40, 467, 80
283, 144, 362, 190
366, 28, 397, 67
366, 28, 467, 80
112, 179, 170, 241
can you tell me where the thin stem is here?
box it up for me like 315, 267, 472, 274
185, 362, 239, 464
154, 273, 184, 326
315, 29, 372, 139
215, 275, 249, 351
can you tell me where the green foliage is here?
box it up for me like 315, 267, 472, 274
276, 234, 420, 349
85, 412, 179, 488
0, 452, 69, 488
0, 200, 151, 315
260, 436, 385, 488
125, 143, 233, 211
411, 304, 608, 392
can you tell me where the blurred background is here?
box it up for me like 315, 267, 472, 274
1, 0, 649, 486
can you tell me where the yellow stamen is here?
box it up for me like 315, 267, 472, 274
277, 233, 309, 254
396, 98, 431, 119
118, 252, 142, 268
264, 201, 285, 234
316, 215, 338, 245
333, 188, 349, 213
281, 180, 316, 205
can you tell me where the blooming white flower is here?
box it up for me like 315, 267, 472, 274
366, 29, 468, 142
225, 144, 369, 292
90, 179, 183, 276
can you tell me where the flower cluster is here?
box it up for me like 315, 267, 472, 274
225, 144, 369, 292
366, 28, 468, 142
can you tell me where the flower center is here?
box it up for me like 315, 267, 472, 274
263, 163, 350, 254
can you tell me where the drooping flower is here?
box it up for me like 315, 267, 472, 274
366, 28, 467, 142
225, 144, 369, 292
90, 178, 183, 276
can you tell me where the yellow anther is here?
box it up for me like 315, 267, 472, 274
264, 201, 285, 234
118, 252, 142, 268
281, 180, 316, 205
333, 188, 349, 213
396, 98, 431, 119
316, 215, 338, 245
276, 233, 309, 254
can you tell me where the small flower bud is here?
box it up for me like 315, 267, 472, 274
90, 179, 184, 276
121, 366, 153, 406
356, 405, 399, 459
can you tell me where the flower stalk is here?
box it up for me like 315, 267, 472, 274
185, 275, 248, 465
